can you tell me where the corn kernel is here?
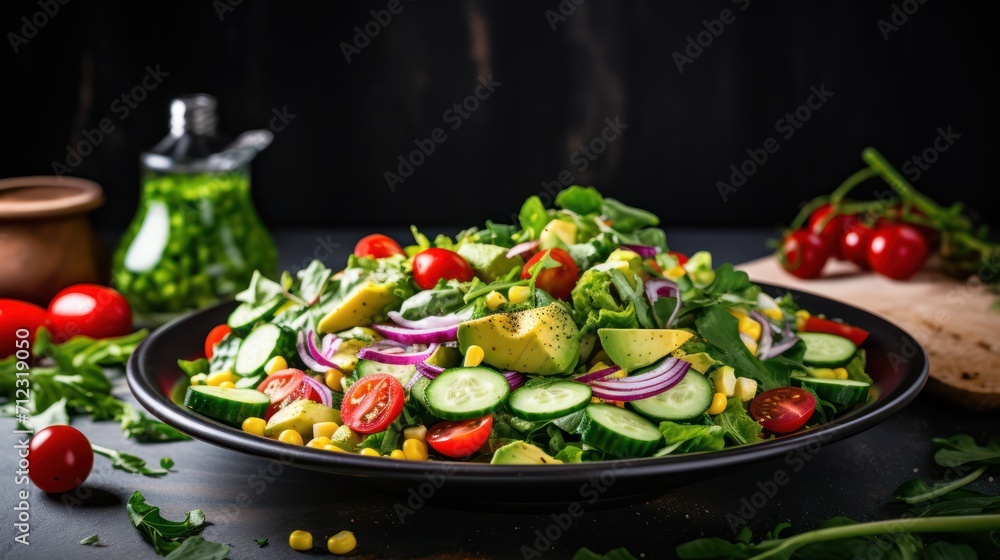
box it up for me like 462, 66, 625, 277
403, 425, 427, 441
834, 367, 849, 380
324, 444, 346, 452
218, 381, 236, 389
389, 449, 406, 459
403, 438, 429, 461
206, 370, 237, 386
809, 368, 837, 379
707, 392, 728, 415
327, 530, 357, 555
265, 355, 288, 375
241, 417, 266, 437
313, 422, 340, 440
463, 345, 485, 367
359, 447, 380, 457
278, 429, 303, 446
325, 369, 344, 391
485, 290, 507, 311
508, 285, 531, 304
288, 530, 313, 551
763, 308, 783, 321
189, 373, 207, 386
307, 436, 332, 449
795, 309, 811, 330
666, 265, 687, 279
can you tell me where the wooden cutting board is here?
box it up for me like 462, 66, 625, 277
737, 257, 1000, 412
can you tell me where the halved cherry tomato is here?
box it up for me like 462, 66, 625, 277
257, 369, 317, 420
426, 415, 493, 458
750, 387, 816, 434
47, 284, 132, 342
204, 324, 233, 359
0, 299, 48, 358
777, 230, 829, 279
412, 248, 475, 290
340, 373, 405, 434
28, 425, 94, 493
354, 234, 405, 259
808, 203, 858, 260
666, 251, 689, 266
802, 316, 870, 346
521, 248, 580, 300
839, 222, 873, 269
867, 224, 928, 281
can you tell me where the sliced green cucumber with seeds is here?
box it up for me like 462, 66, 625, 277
581, 404, 662, 458
793, 376, 871, 410
184, 385, 269, 426
234, 324, 288, 377
508, 381, 592, 421
798, 332, 857, 367
425, 367, 510, 420
629, 370, 713, 422
228, 295, 285, 334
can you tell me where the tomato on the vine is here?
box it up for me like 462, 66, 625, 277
808, 203, 857, 260
354, 234, 405, 259
750, 387, 816, 433
204, 324, 232, 359
412, 248, 475, 290
28, 425, 94, 493
426, 415, 493, 458
340, 373, 405, 434
867, 225, 928, 280
778, 230, 829, 279
47, 284, 132, 342
521, 248, 580, 300
839, 222, 873, 269
0, 299, 48, 358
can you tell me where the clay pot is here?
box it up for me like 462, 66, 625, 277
0, 176, 108, 306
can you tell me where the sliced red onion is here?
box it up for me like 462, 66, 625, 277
321, 334, 342, 358
306, 330, 339, 368
358, 343, 438, 365
506, 240, 540, 259
405, 369, 424, 390
751, 311, 773, 359
416, 361, 444, 380
503, 371, 526, 390
620, 244, 659, 258
644, 278, 682, 328
761, 322, 800, 360
297, 331, 332, 373
574, 365, 622, 383
588, 359, 691, 401
388, 310, 467, 330
301, 374, 333, 407
372, 323, 458, 345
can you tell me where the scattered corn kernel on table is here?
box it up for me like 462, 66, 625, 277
3, 228, 997, 560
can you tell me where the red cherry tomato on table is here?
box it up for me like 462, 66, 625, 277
340, 373, 405, 434
867, 225, 928, 281
839, 222, 873, 269
412, 248, 475, 290
354, 234, 405, 259
257, 369, 324, 420
750, 387, 816, 434
520, 248, 580, 300
28, 425, 94, 493
802, 316, 870, 346
426, 415, 493, 458
47, 284, 132, 342
777, 230, 830, 279
808, 204, 858, 260
0, 299, 48, 358
204, 324, 233, 359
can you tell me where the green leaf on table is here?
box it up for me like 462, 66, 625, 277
892, 466, 986, 504
920, 542, 978, 560
79, 534, 99, 545
932, 435, 1000, 467
119, 404, 190, 442
908, 491, 1000, 517
697, 305, 788, 391
27, 398, 70, 431
127, 491, 208, 556
573, 547, 638, 560
255, 537, 269, 547
160, 457, 175, 470
712, 398, 762, 446
163, 536, 230, 560
93, 445, 168, 477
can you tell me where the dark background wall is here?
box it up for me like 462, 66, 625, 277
2, 0, 994, 233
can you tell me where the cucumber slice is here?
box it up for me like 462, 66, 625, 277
185, 385, 269, 426
581, 404, 662, 458
234, 324, 287, 377
792, 376, 871, 410
629, 370, 713, 422
425, 367, 510, 420
508, 381, 592, 421
356, 359, 417, 387
228, 296, 284, 334
799, 332, 857, 367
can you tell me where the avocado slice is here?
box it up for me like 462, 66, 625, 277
598, 328, 694, 370
458, 303, 580, 376
329, 425, 361, 452
672, 349, 717, 374
264, 400, 338, 438
456, 243, 524, 282
317, 280, 402, 334
490, 441, 563, 465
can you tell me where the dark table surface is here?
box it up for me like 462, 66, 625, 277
3, 228, 998, 560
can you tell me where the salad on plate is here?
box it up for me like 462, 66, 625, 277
177, 187, 876, 464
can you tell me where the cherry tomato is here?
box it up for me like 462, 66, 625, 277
777, 230, 829, 279
839, 222, 873, 269
520, 248, 580, 300
204, 324, 233, 359
340, 373, 405, 434
0, 299, 48, 358
257, 369, 317, 420
426, 415, 493, 458
867, 225, 928, 280
808, 204, 857, 260
750, 387, 816, 434
412, 248, 475, 290
802, 316, 870, 346
47, 284, 132, 342
667, 251, 689, 266
28, 425, 94, 493
354, 234, 405, 259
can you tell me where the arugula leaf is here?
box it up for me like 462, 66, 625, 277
555, 186, 604, 215
697, 305, 789, 391
932, 435, 1000, 467
160, 457, 175, 470
602, 198, 659, 232
28, 398, 69, 431
655, 422, 726, 455
296, 259, 333, 305
573, 547, 638, 560
163, 536, 230, 560
127, 491, 208, 556
893, 466, 987, 504
93, 445, 168, 477
608, 269, 655, 329
517, 195, 552, 240
119, 404, 190, 442
255, 537, 269, 547
80, 534, 99, 545
908, 491, 1000, 517
712, 398, 762, 446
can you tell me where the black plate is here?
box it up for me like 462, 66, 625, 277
127, 284, 927, 511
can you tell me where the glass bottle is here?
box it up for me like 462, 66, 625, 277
112, 94, 278, 325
